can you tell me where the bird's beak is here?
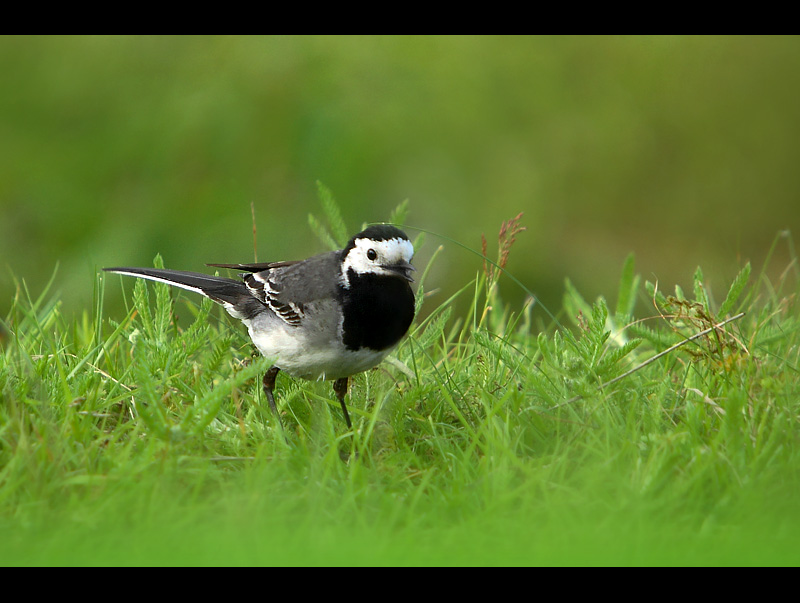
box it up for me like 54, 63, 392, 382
386, 260, 416, 282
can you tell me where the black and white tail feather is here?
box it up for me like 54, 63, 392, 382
101, 267, 262, 320
104, 224, 416, 433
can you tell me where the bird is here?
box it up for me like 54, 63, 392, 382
104, 224, 416, 431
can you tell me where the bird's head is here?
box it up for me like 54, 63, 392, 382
340, 225, 415, 286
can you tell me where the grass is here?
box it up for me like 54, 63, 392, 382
1, 204, 799, 565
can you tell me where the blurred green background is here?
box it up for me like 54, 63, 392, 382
2, 35, 799, 318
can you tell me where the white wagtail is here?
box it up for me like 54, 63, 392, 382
104, 224, 416, 430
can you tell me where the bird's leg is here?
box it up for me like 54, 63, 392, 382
333, 377, 352, 429
263, 366, 284, 430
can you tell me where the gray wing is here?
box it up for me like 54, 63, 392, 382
227, 251, 342, 327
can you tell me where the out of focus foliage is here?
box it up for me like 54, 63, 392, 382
2, 36, 799, 315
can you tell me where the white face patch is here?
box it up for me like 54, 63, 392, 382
340, 237, 414, 286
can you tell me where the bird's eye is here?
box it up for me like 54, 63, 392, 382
367, 249, 377, 261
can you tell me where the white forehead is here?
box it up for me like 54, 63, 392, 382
353, 236, 414, 262
341, 236, 414, 284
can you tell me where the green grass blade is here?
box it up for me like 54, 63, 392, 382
315, 180, 349, 248
719, 262, 751, 317
615, 252, 640, 319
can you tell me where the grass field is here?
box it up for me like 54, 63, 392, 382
1, 203, 798, 566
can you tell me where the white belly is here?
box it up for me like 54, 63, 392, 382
243, 301, 394, 381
